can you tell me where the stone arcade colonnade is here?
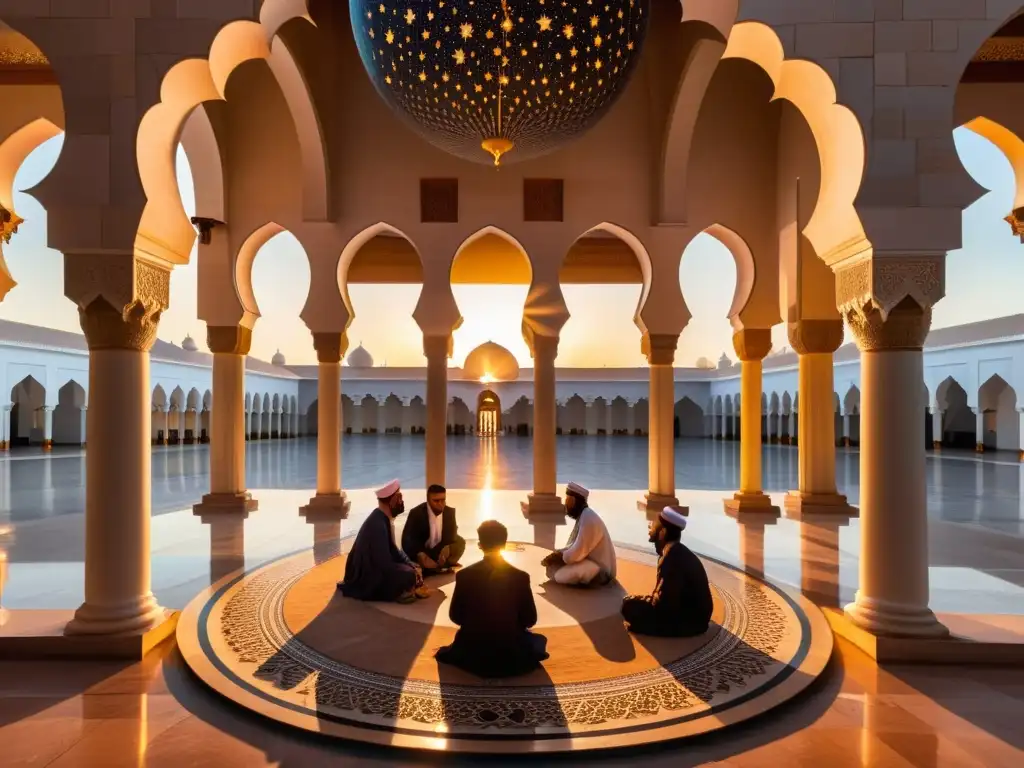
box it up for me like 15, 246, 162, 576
0, 0, 1005, 653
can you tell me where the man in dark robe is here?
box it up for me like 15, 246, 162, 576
338, 479, 427, 604
401, 484, 466, 576
436, 520, 549, 678
621, 506, 714, 637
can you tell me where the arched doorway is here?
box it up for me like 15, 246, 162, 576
477, 390, 501, 436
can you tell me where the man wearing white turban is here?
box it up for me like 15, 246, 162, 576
540, 482, 617, 587
621, 506, 713, 637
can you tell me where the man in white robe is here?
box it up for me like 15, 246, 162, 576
541, 482, 617, 587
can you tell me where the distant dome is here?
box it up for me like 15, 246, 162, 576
272, 349, 286, 366
462, 341, 520, 382
347, 343, 374, 368
181, 334, 198, 352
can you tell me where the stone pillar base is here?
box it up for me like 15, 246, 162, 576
723, 492, 780, 517
976, 443, 984, 453
637, 492, 680, 516
844, 594, 949, 639
521, 493, 565, 520
0, 441, 7, 451
193, 492, 258, 518
781, 436, 790, 445
842, 437, 851, 447
933, 441, 941, 450
300, 492, 351, 521
65, 595, 172, 638
783, 492, 858, 519
42, 440, 52, 451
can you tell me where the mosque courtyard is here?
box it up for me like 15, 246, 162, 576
1, 437, 1022, 764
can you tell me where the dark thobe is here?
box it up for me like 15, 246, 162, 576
436, 557, 548, 678
621, 541, 713, 637
401, 502, 466, 574
338, 509, 417, 602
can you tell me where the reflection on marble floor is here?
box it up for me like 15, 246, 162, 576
2, 485, 1024, 621
1, 435, 1023, 535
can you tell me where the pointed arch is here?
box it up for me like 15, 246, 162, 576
721, 22, 868, 264
451, 226, 533, 285
135, 1, 329, 264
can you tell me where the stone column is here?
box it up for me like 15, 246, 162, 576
931, 407, 943, 450
642, 333, 679, 513
301, 333, 350, 519
424, 335, 450, 486
376, 396, 387, 434
973, 408, 985, 453
784, 320, 855, 518
1018, 408, 1024, 462
584, 397, 596, 435
523, 334, 564, 517
41, 406, 54, 451
79, 407, 88, 447
725, 329, 777, 516
841, 414, 851, 447
194, 326, 257, 517
843, 297, 946, 638
64, 256, 172, 638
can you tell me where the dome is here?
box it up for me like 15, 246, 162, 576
272, 349, 286, 366
346, 343, 374, 368
462, 341, 520, 382
181, 334, 198, 352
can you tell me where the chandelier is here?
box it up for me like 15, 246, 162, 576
350, 0, 649, 166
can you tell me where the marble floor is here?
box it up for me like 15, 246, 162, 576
2, 435, 1023, 534
0, 437, 1023, 764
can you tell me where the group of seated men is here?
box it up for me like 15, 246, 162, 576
338, 479, 713, 678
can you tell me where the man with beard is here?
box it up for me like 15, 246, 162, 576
540, 482, 617, 587
436, 520, 549, 678
401, 484, 466, 576
338, 479, 428, 604
621, 506, 713, 637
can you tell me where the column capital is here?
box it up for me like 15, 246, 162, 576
835, 252, 945, 319
65, 254, 170, 352
312, 332, 347, 364
207, 325, 252, 356
642, 332, 677, 366
787, 319, 843, 356
190, 217, 224, 246
0, 202, 23, 245
732, 328, 772, 362
1006, 207, 1024, 243
846, 298, 931, 353
423, 333, 453, 360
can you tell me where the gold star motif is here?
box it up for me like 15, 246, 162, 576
460, 22, 474, 39
453, 49, 466, 65
537, 15, 552, 31
404, 8, 415, 24
563, 24, 574, 39
385, 29, 395, 44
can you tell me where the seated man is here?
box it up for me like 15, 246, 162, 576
338, 479, 427, 604
621, 506, 713, 637
401, 483, 466, 575
540, 482, 617, 587
436, 520, 549, 678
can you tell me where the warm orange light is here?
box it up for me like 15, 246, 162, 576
479, 373, 494, 384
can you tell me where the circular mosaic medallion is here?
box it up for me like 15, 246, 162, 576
177, 542, 832, 754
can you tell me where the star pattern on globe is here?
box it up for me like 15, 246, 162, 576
351, 0, 648, 165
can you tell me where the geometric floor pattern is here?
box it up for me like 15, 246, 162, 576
178, 541, 833, 754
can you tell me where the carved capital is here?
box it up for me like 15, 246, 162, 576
642, 332, 677, 366
787, 319, 844, 356
845, 297, 931, 352
1006, 208, 1024, 243
532, 333, 560, 361
731, 328, 772, 362
207, 325, 252, 356
0, 203, 23, 245
312, 332, 347, 364
191, 217, 225, 246
65, 255, 171, 352
834, 252, 945, 319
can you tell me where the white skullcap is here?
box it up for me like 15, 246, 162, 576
659, 506, 688, 531
566, 482, 590, 500
375, 479, 401, 499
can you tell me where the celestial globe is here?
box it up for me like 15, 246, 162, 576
349, 0, 650, 166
